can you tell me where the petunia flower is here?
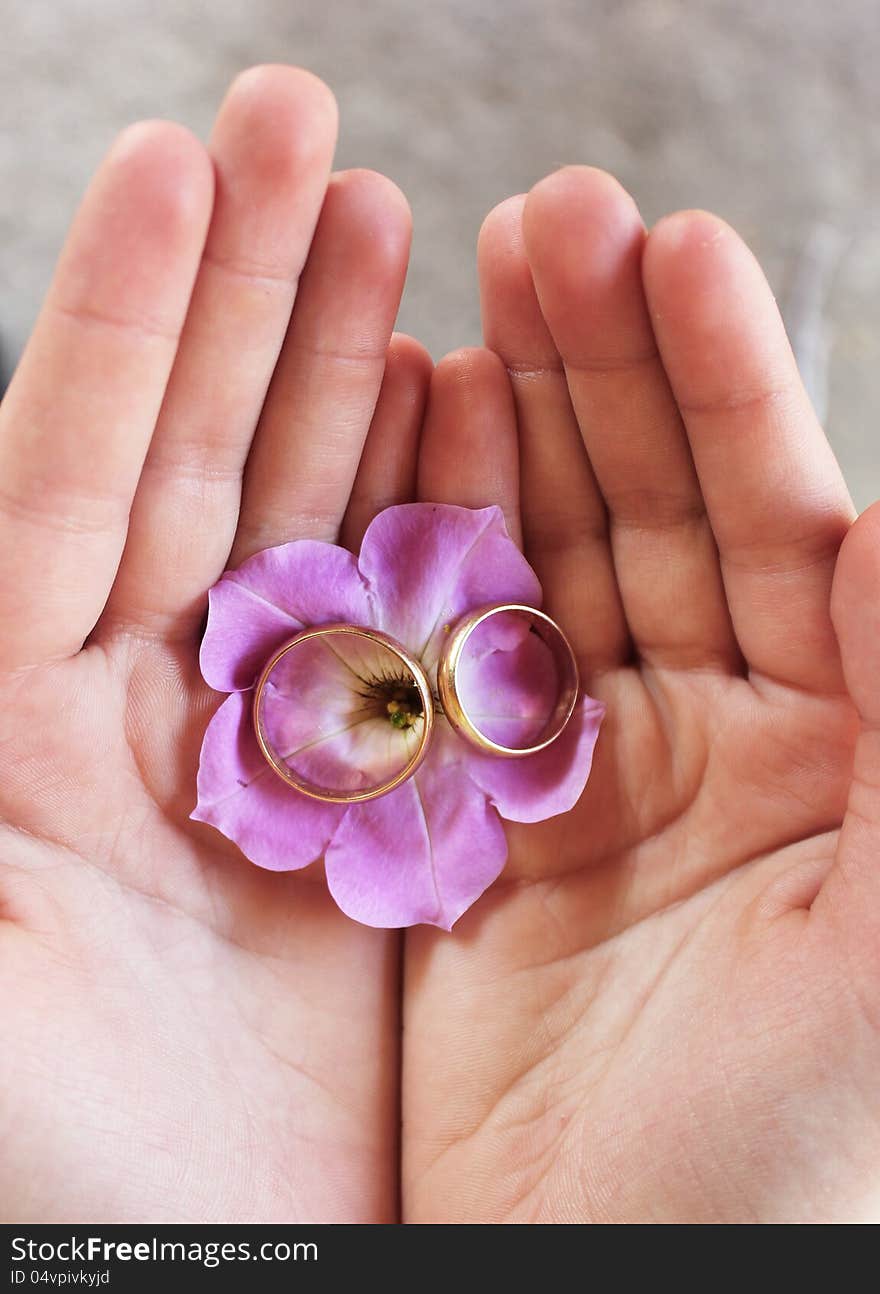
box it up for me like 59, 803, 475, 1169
192, 503, 604, 930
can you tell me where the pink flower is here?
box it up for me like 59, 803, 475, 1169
192, 504, 604, 929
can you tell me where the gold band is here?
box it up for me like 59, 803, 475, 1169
436, 603, 579, 758
253, 624, 435, 804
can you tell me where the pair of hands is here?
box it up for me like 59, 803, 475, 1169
1, 65, 878, 1224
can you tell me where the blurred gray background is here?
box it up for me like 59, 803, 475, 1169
2, 0, 878, 505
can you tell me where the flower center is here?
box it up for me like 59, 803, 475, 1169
359, 676, 425, 730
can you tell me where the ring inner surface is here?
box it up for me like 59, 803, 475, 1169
455, 608, 574, 752
255, 627, 430, 798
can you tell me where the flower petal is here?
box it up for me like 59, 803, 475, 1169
357, 503, 542, 669
460, 696, 606, 823
200, 540, 374, 692
324, 757, 508, 930
192, 691, 346, 870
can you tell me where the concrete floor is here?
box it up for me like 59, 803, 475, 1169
2, 0, 878, 506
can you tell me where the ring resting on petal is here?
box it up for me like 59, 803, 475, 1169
192, 502, 605, 930
253, 623, 435, 802
437, 602, 580, 758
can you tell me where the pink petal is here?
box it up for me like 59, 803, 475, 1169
324, 756, 508, 930
261, 633, 370, 718
460, 696, 606, 823
357, 503, 542, 669
192, 691, 346, 870
200, 541, 375, 693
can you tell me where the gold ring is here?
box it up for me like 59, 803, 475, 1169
437, 603, 579, 758
253, 624, 435, 804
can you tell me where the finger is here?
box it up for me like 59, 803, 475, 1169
102, 66, 338, 638
231, 169, 412, 564
0, 122, 213, 672
521, 168, 738, 674
340, 333, 432, 551
478, 194, 629, 669
815, 501, 880, 960
643, 209, 855, 693
417, 347, 522, 547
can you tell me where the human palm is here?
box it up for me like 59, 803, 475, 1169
404, 169, 880, 1222
0, 66, 420, 1223
2, 69, 879, 1225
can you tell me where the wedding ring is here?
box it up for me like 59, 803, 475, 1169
437, 603, 579, 758
253, 624, 435, 804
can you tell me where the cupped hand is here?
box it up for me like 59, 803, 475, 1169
5, 68, 879, 1229
404, 168, 880, 1222
0, 66, 429, 1223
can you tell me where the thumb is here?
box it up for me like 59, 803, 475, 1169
820, 500, 880, 946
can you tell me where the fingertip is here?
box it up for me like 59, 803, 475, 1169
523, 165, 643, 260
326, 169, 413, 265
420, 346, 520, 542
432, 346, 510, 400
520, 166, 651, 362
380, 333, 433, 429
111, 117, 207, 166
339, 334, 430, 552
210, 64, 338, 227
219, 64, 339, 158
528, 163, 635, 204
477, 195, 530, 299
648, 207, 732, 252
478, 194, 527, 263
105, 119, 214, 237
641, 207, 791, 405
51, 119, 213, 328
641, 210, 750, 306
206, 66, 339, 277
386, 332, 434, 389
477, 198, 558, 366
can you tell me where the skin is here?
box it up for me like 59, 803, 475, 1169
1, 66, 879, 1224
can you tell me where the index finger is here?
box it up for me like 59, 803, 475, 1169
0, 122, 213, 671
